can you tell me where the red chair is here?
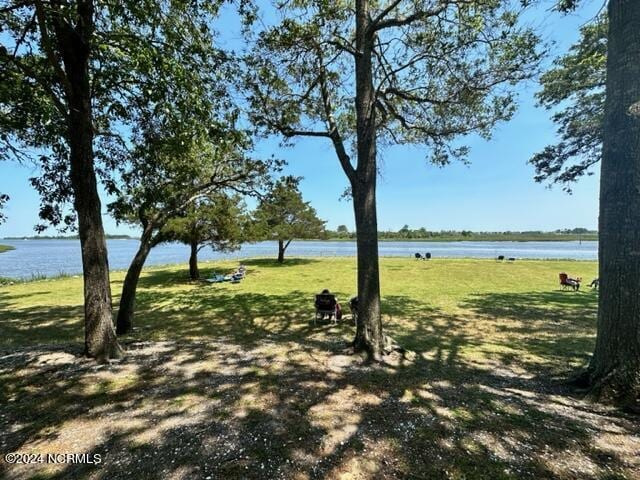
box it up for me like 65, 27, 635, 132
559, 273, 580, 291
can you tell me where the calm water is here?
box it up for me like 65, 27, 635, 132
0, 239, 598, 279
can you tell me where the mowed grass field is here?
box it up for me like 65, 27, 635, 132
1, 258, 638, 480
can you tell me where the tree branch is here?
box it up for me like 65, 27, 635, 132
33, 0, 72, 95
282, 129, 332, 138
0, 52, 68, 116
369, 0, 402, 30
371, 2, 447, 32
316, 52, 356, 182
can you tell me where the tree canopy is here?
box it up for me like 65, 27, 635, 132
0, 0, 233, 230
530, 14, 606, 191
161, 193, 249, 280
252, 176, 326, 263
246, 0, 543, 166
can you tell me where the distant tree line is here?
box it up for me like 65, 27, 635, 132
2, 234, 136, 240
325, 225, 597, 240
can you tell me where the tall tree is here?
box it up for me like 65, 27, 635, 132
161, 194, 248, 280
245, 0, 542, 358
535, 1, 640, 408
586, 0, 640, 407
0, 0, 231, 358
109, 122, 271, 334
530, 14, 606, 191
1, 0, 120, 360
252, 176, 326, 263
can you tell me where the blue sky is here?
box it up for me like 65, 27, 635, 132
0, 2, 602, 237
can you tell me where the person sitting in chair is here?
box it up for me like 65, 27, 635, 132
315, 289, 342, 321
567, 276, 582, 290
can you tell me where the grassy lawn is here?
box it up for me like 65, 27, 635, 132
1, 258, 638, 479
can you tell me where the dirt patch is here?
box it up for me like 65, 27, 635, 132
1, 338, 639, 479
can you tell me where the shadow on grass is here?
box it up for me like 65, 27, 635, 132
2, 267, 637, 479
1, 338, 637, 480
460, 290, 598, 377
240, 258, 322, 268
461, 290, 598, 323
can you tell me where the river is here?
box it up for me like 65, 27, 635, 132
0, 239, 597, 279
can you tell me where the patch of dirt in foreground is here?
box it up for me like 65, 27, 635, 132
0, 339, 638, 480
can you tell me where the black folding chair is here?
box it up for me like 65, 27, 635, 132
315, 294, 338, 324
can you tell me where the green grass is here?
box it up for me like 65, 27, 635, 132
0, 257, 599, 365
0, 243, 15, 253
3, 258, 637, 480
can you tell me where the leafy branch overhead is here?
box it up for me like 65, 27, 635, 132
530, 14, 606, 191
245, 0, 544, 170
0, 0, 236, 230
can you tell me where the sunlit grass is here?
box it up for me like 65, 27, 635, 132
0, 257, 598, 373
5, 257, 630, 480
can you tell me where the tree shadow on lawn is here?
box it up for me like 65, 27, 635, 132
2, 274, 637, 478
240, 258, 322, 268
0, 303, 83, 348
132, 286, 354, 349
1, 337, 637, 480
460, 290, 599, 378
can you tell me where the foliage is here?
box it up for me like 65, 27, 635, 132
324, 227, 598, 241
245, 0, 544, 167
0, 0, 233, 231
161, 193, 249, 254
0, 193, 8, 224
252, 176, 326, 243
107, 115, 273, 248
530, 14, 607, 191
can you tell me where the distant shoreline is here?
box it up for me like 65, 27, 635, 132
2, 235, 598, 243
0, 244, 15, 253
2, 235, 138, 241
318, 236, 598, 243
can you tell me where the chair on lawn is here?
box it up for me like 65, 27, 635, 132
206, 273, 226, 283
315, 291, 339, 325
425, 252, 432, 260
349, 296, 358, 326
559, 272, 581, 291
414, 253, 423, 260
496, 255, 505, 261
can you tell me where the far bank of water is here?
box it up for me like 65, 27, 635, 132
0, 239, 597, 279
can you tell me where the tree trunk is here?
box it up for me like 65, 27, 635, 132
277, 239, 291, 263
58, 1, 122, 360
586, 0, 640, 408
352, 0, 384, 360
189, 240, 200, 280
352, 180, 384, 360
277, 239, 285, 263
116, 229, 153, 335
